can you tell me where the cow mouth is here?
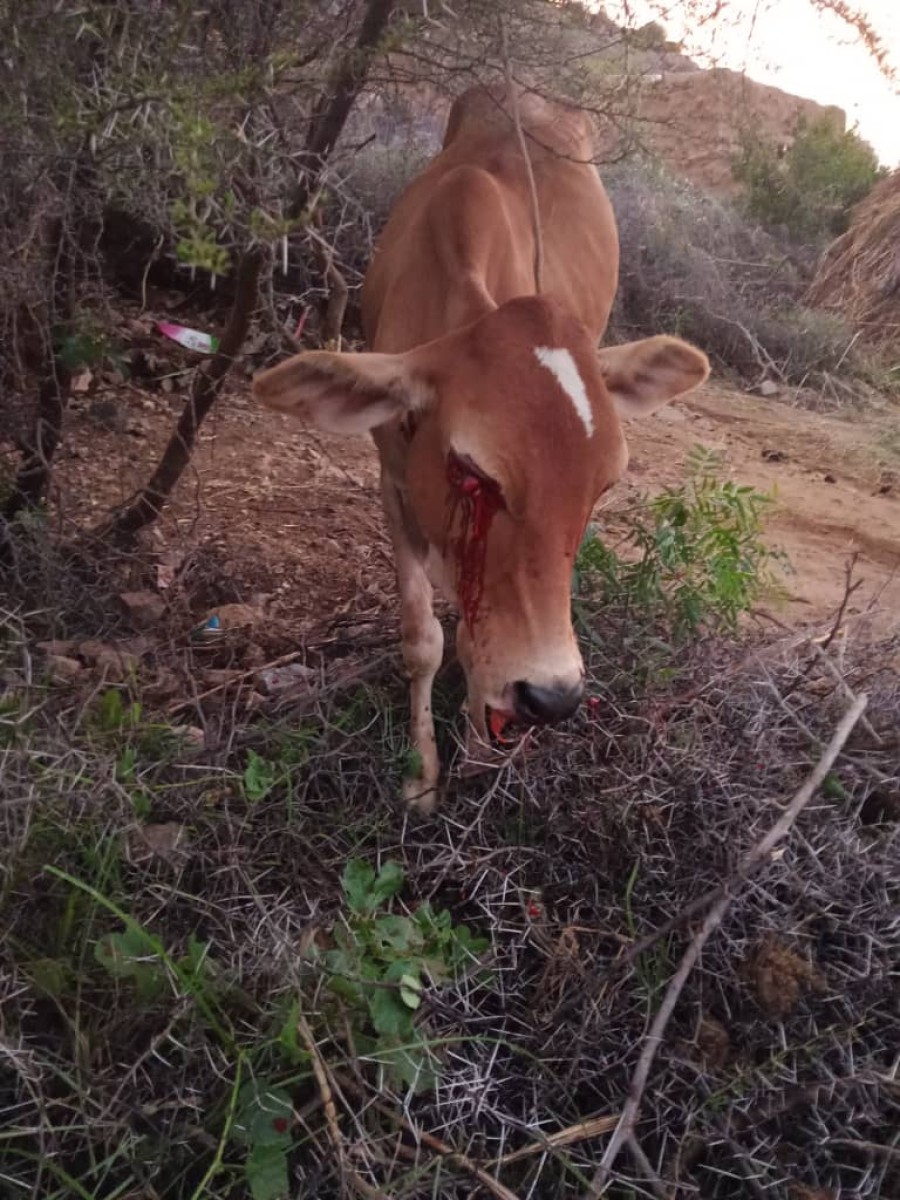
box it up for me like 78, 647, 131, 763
487, 706, 530, 746
460, 704, 529, 776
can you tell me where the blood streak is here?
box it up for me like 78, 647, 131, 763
489, 707, 514, 742
446, 454, 503, 628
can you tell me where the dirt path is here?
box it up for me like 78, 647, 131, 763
620, 385, 900, 632
30, 373, 900, 641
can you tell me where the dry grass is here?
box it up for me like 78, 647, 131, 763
806, 169, 900, 351
1, 530, 899, 1199
604, 160, 892, 400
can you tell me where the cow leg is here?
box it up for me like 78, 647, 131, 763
399, 564, 444, 812
380, 478, 444, 812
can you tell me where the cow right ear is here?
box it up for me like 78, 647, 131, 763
598, 335, 710, 419
252, 349, 435, 435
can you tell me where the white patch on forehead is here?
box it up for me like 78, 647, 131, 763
533, 346, 594, 437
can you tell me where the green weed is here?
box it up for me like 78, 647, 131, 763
232, 1075, 294, 1200
307, 858, 489, 1093
733, 113, 884, 242
54, 320, 129, 376
576, 446, 784, 638
243, 748, 278, 803
46, 866, 234, 1045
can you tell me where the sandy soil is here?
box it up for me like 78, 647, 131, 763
618, 383, 900, 632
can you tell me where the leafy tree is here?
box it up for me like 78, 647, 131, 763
733, 114, 885, 242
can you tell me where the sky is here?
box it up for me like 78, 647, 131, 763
600, 1, 900, 166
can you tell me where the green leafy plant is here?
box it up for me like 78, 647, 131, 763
92, 688, 142, 734
733, 114, 885, 241
402, 747, 424, 781
576, 447, 783, 638
94, 926, 216, 1008
115, 744, 137, 781
310, 859, 488, 1092
243, 749, 278, 803
54, 322, 128, 375
47, 866, 234, 1046
94, 925, 167, 1003
233, 1079, 294, 1200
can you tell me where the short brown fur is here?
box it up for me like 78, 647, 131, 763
253, 84, 710, 810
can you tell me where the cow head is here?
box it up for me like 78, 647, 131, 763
253, 296, 708, 751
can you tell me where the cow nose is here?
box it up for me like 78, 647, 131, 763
512, 679, 584, 725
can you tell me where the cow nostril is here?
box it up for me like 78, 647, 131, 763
512, 679, 584, 725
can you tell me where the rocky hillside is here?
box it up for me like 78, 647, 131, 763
355, 7, 847, 201
598, 66, 846, 195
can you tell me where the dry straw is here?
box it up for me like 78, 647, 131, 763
806, 169, 900, 348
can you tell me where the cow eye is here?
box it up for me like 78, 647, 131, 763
446, 450, 505, 505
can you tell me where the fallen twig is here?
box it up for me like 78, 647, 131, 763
166, 649, 307, 715
500, 16, 543, 294
336, 1071, 522, 1200
168, 650, 394, 725
585, 693, 869, 1196
490, 1113, 619, 1166
809, 640, 882, 745
826, 1137, 900, 1163
297, 1012, 387, 1200
821, 552, 861, 652
555, 628, 885, 1027
625, 1134, 669, 1200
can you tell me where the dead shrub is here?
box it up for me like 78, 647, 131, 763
605, 159, 872, 390
805, 168, 900, 350
329, 116, 438, 290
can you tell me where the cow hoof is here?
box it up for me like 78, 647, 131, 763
402, 776, 440, 814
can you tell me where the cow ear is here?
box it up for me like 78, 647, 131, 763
598, 336, 709, 419
252, 349, 434, 434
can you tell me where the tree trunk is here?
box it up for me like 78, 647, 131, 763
3, 347, 71, 522
95, 0, 397, 545
290, 0, 397, 222
3, 217, 73, 527
96, 244, 266, 543
3, 11, 110, 548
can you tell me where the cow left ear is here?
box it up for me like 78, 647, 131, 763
252, 349, 434, 434
598, 335, 710, 419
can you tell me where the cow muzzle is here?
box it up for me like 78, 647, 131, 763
511, 677, 584, 725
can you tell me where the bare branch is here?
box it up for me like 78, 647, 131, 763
586, 693, 869, 1196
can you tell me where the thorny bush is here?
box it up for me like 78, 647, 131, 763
605, 158, 882, 391
0, 523, 898, 1198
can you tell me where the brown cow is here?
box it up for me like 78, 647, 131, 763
253, 85, 709, 811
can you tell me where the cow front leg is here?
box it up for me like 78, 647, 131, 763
380, 474, 444, 812
398, 562, 444, 812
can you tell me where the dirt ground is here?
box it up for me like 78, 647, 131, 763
15, 354, 900, 643
4, 337, 899, 1200
619, 384, 900, 631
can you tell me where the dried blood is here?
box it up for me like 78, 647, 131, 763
489, 708, 514, 742
446, 456, 503, 628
